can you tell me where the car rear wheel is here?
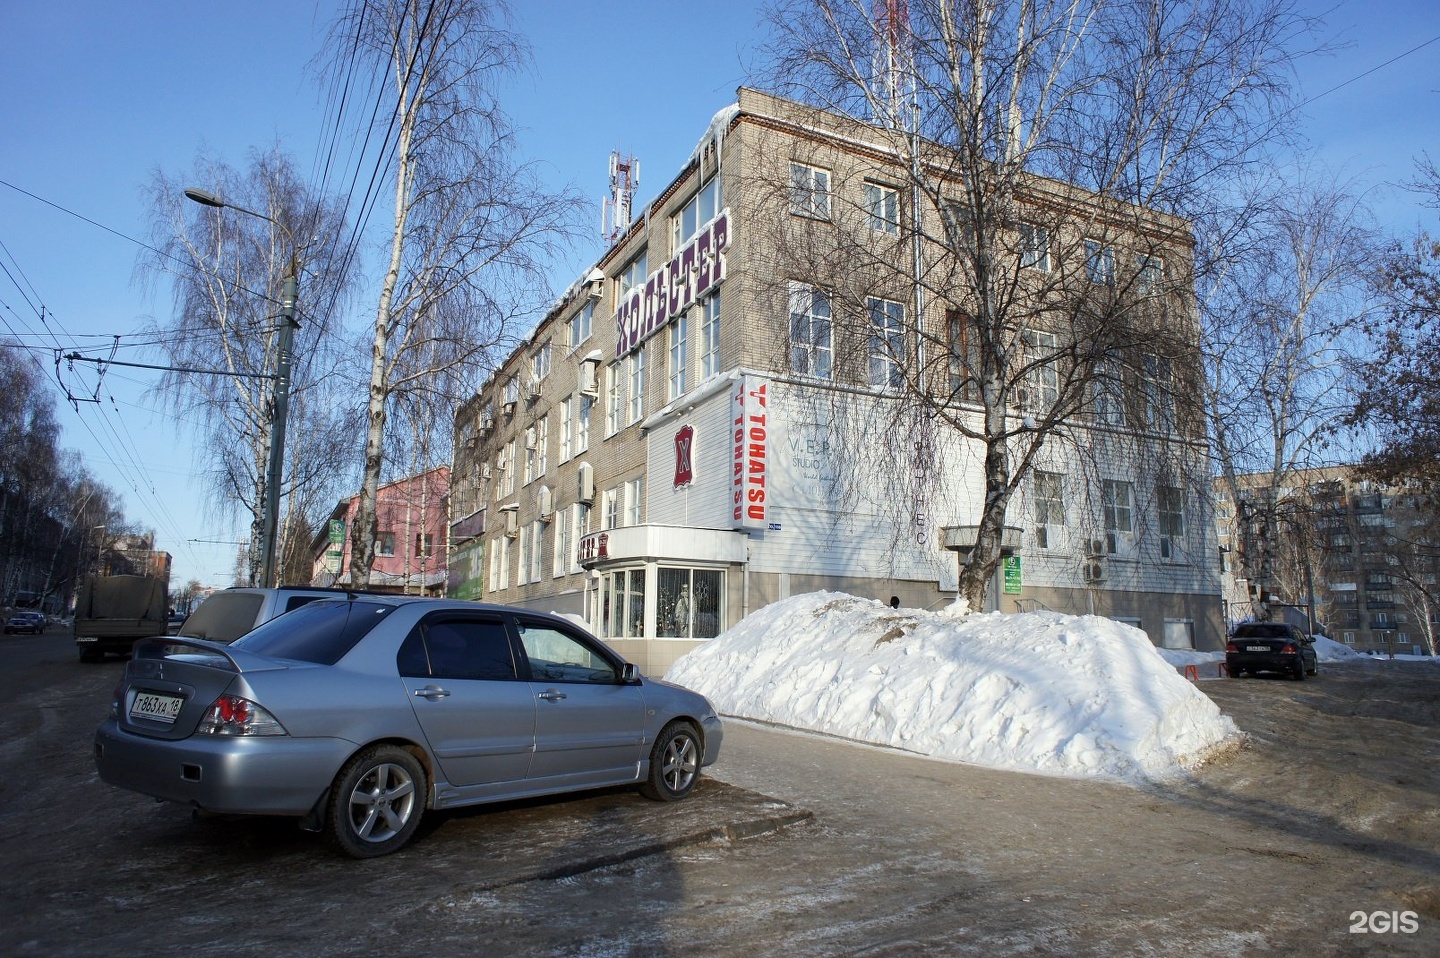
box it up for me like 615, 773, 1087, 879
1293, 661, 1306, 681
641, 721, 701, 802
327, 745, 426, 858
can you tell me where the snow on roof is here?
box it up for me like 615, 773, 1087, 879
665, 591, 1241, 783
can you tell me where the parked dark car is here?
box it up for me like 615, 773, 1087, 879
5, 611, 46, 634
1226, 622, 1318, 679
94, 596, 722, 858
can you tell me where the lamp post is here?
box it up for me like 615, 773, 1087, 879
184, 188, 298, 589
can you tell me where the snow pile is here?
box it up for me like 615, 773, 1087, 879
1313, 635, 1368, 662
666, 592, 1239, 783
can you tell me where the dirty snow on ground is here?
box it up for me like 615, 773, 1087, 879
665, 591, 1240, 784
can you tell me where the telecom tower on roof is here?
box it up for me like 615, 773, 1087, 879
602, 151, 639, 245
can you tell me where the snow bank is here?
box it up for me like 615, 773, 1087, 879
666, 592, 1239, 783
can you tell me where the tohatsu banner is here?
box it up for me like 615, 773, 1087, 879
731, 376, 768, 530
614, 210, 730, 358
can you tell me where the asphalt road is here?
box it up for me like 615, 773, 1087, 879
2, 631, 1437, 957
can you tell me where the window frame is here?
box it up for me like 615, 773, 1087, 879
789, 283, 834, 381
866, 295, 906, 391
864, 181, 900, 234
789, 162, 831, 219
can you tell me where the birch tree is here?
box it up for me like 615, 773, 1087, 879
143, 150, 358, 586
327, 0, 581, 587
1200, 168, 1376, 616
758, 0, 1310, 609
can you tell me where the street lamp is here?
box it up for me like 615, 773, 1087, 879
185, 187, 298, 589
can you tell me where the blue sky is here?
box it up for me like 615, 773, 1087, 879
2, 0, 1436, 590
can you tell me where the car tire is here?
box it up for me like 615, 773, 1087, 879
1293, 661, 1306, 681
640, 721, 701, 802
1227, 666, 1240, 678
327, 745, 426, 859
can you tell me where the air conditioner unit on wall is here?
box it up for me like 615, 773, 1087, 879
1085, 538, 1106, 557
537, 485, 553, 521
578, 359, 599, 397
577, 462, 594, 504
503, 509, 519, 538
480, 463, 492, 481
1083, 559, 1106, 583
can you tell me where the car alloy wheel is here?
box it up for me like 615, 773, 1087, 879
328, 745, 426, 858
641, 721, 701, 802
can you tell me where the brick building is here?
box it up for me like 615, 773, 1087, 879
450, 88, 1223, 675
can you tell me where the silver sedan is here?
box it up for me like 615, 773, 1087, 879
94, 596, 722, 858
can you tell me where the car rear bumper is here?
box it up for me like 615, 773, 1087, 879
1226, 652, 1303, 673
94, 718, 356, 816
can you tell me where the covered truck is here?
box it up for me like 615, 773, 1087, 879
74, 574, 169, 662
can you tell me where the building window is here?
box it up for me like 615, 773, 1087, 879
1085, 239, 1116, 285
568, 300, 594, 349
503, 376, 519, 407
1033, 471, 1065, 549
489, 537, 509, 593
535, 416, 548, 478
617, 251, 648, 300
527, 520, 543, 584
947, 309, 978, 403
554, 508, 572, 578
1093, 351, 1126, 426
867, 296, 905, 390
532, 342, 551, 382
605, 362, 622, 436
516, 523, 531, 586
415, 533, 433, 557
789, 283, 833, 380
602, 569, 646, 639
1102, 479, 1134, 554
627, 348, 646, 424
941, 199, 974, 249
1143, 354, 1175, 432
576, 394, 592, 453
502, 441, 516, 495
625, 476, 644, 527
673, 176, 721, 250
669, 312, 689, 400
1158, 485, 1185, 560
601, 487, 619, 531
657, 567, 725, 639
559, 396, 573, 463
1017, 329, 1059, 413
790, 162, 831, 219
865, 181, 899, 234
700, 293, 722, 379
375, 532, 396, 557
1137, 254, 1163, 295
1020, 223, 1050, 271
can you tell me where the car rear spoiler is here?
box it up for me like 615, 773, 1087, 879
131, 635, 280, 674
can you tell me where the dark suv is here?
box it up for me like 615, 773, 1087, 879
1225, 622, 1318, 680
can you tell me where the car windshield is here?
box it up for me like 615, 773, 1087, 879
230, 599, 394, 665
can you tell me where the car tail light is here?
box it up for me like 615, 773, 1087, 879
1280, 643, 1297, 654
197, 695, 287, 736
1225, 642, 1238, 653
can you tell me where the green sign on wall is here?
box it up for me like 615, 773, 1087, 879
1002, 555, 1022, 594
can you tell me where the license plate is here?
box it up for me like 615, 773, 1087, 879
130, 691, 184, 724
1245, 645, 1270, 652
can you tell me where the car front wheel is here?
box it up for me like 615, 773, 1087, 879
327, 745, 426, 858
641, 721, 701, 802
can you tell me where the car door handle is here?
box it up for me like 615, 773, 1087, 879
537, 689, 567, 702
413, 685, 451, 700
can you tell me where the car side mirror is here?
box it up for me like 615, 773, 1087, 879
621, 662, 639, 684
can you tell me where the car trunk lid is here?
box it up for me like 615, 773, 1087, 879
115, 637, 285, 740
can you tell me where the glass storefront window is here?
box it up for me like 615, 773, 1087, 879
658, 567, 723, 639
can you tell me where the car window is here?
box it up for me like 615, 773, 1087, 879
179, 593, 266, 642
230, 599, 393, 665
515, 619, 619, 684
398, 618, 519, 681
283, 594, 332, 613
